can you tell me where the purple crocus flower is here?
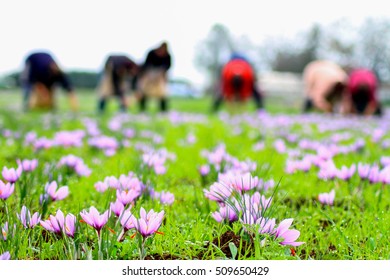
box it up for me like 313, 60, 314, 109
74, 163, 92, 177
379, 167, 390, 185
1, 222, 9, 241
255, 217, 276, 234
204, 182, 233, 203
116, 188, 141, 206
17, 159, 38, 172
134, 208, 164, 238
358, 163, 371, 180
199, 165, 210, 176
0, 180, 14, 200
250, 192, 272, 211
274, 218, 304, 247
17, 206, 41, 228
263, 179, 275, 191
274, 139, 286, 153
45, 181, 69, 201
142, 152, 167, 175
110, 200, 125, 217
40, 210, 76, 238
64, 214, 76, 238
217, 172, 259, 192
104, 176, 119, 189
317, 160, 338, 180
94, 181, 109, 193
58, 154, 82, 168
318, 189, 335, 206
40, 209, 65, 235
0, 252, 10, 260
80, 206, 110, 236
336, 165, 356, 181
212, 205, 238, 223
2, 166, 22, 183
368, 165, 380, 184
159, 191, 175, 205
186, 133, 196, 144
120, 209, 137, 231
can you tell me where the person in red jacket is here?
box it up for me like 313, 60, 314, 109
346, 68, 382, 116
212, 54, 263, 111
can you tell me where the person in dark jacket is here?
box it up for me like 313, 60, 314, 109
212, 53, 264, 112
97, 54, 139, 113
20, 51, 78, 111
136, 42, 172, 112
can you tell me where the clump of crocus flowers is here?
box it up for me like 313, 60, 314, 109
205, 171, 304, 248
116, 207, 164, 260
318, 190, 335, 206
40, 209, 76, 238
17, 206, 41, 228
0, 180, 14, 201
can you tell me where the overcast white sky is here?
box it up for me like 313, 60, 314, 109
0, 0, 388, 86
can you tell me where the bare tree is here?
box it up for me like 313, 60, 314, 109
269, 24, 322, 73
194, 24, 234, 94
356, 18, 390, 82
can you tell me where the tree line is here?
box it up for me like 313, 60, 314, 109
1, 71, 100, 89
195, 17, 390, 91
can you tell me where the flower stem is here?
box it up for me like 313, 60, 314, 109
138, 234, 147, 260
97, 230, 103, 260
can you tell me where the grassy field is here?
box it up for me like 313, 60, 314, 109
0, 89, 389, 260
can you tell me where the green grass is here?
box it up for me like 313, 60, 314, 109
0, 88, 389, 260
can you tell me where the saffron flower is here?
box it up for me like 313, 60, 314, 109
17, 206, 41, 228
64, 214, 77, 238
160, 191, 175, 205
368, 165, 380, 184
318, 189, 335, 206
40, 209, 65, 235
134, 208, 164, 238
80, 206, 110, 236
17, 159, 38, 172
199, 165, 210, 176
0, 180, 14, 200
110, 200, 125, 217
336, 165, 356, 181
116, 188, 141, 206
1, 222, 9, 241
0, 251, 10, 260
40, 209, 76, 238
45, 181, 69, 201
212, 205, 238, 223
2, 166, 22, 183
221, 172, 259, 192
204, 181, 233, 203
94, 181, 109, 193
274, 218, 304, 247
358, 163, 371, 180
256, 217, 276, 234
120, 209, 137, 231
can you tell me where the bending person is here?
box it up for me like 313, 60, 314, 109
137, 42, 172, 112
345, 68, 382, 116
20, 51, 78, 112
212, 53, 264, 112
302, 60, 348, 113
97, 54, 139, 113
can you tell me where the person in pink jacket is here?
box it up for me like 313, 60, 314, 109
345, 68, 382, 116
302, 60, 348, 113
